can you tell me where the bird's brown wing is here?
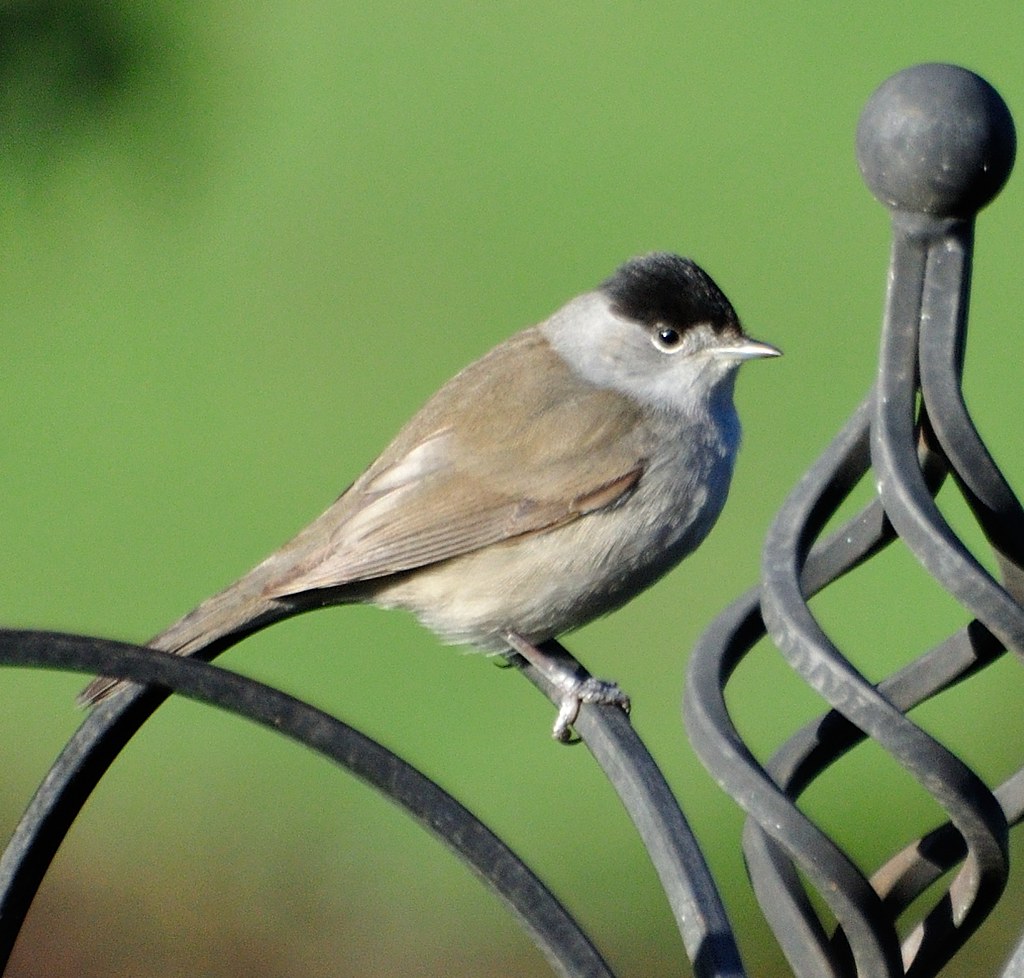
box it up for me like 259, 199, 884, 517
264, 328, 649, 596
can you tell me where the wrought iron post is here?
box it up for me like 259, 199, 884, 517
686, 63, 1020, 978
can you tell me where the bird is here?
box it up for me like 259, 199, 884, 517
80, 252, 779, 740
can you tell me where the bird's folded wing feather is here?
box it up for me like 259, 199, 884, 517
264, 328, 649, 596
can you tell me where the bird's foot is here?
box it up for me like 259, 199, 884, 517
550, 675, 631, 743
504, 633, 631, 743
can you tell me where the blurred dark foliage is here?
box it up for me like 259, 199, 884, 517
0, 0, 152, 151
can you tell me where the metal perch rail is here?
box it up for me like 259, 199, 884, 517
0, 62, 1020, 978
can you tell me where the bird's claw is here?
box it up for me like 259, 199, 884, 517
551, 677, 631, 743
502, 632, 631, 744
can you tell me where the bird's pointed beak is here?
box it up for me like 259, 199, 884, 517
714, 337, 782, 361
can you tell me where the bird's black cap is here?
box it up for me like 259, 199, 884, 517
600, 253, 740, 334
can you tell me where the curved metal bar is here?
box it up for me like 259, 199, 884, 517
763, 620, 1003, 801
915, 241, 1024, 597
688, 397, 909, 978
731, 429, 951, 976
0, 630, 616, 978
0, 629, 746, 978
759, 618, 1009, 975
687, 588, 856, 978
873, 213, 1024, 655
759, 453, 941, 978
867, 212, 1014, 974
524, 644, 746, 978
0, 664, 167, 968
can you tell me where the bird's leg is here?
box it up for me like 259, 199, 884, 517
503, 633, 631, 742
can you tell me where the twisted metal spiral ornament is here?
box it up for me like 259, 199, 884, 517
685, 64, 1020, 978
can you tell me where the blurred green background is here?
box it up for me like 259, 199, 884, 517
3, 2, 1024, 975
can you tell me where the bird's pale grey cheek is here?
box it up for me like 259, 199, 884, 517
689, 354, 739, 393
645, 353, 707, 394
586, 333, 649, 387
599, 328, 639, 364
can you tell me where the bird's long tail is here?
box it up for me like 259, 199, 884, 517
77, 562, 305, 706
77, 491, 371, 706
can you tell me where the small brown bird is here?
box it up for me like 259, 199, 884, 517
81, 253, 778, 739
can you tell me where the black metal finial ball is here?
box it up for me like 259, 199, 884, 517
856, 63, 1016, 217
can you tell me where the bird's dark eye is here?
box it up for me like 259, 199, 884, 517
652, 326, 683, 352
